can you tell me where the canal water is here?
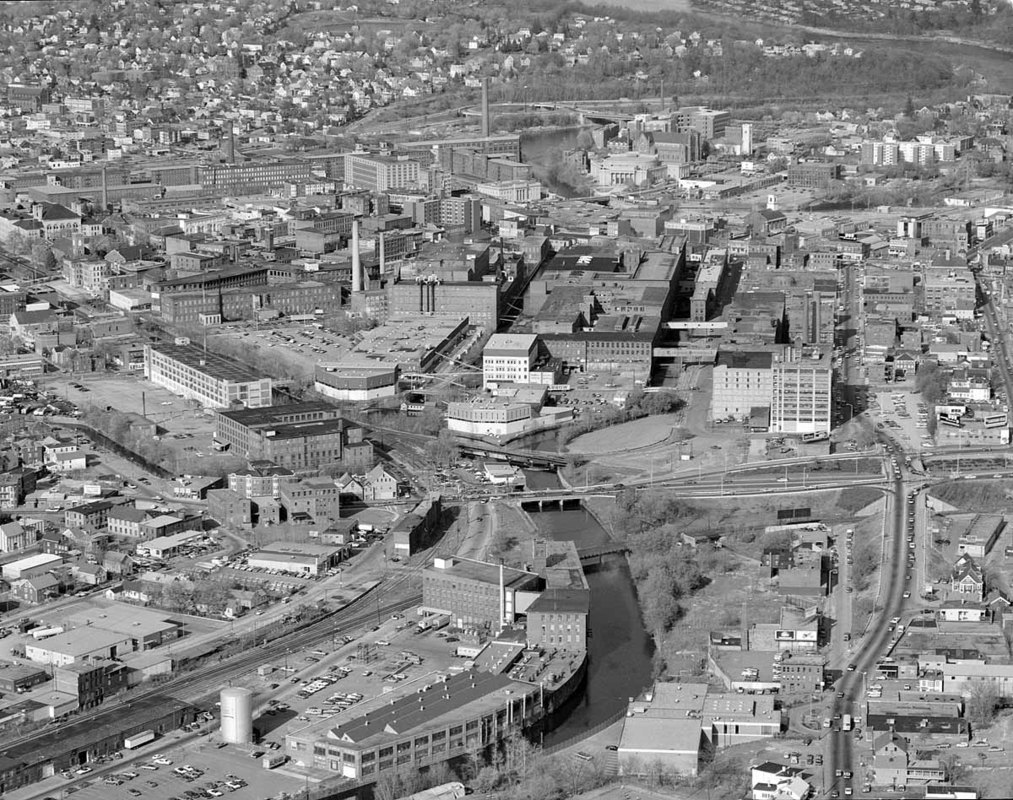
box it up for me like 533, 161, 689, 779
527, 504, 655, 746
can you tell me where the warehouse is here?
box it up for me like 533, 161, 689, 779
247, 541, 342, 576
314, 362, 400, 401
1, 553, 63, 581
0, 694, 197, 793
25, 628, 134, 667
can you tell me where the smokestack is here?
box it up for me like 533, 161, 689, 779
481, 77, 490, 138
351, 219, 363, 293
498, 563, 505, 633
101, 166, 108, 210
229, 126, 236, 165
379, 232, 386, 275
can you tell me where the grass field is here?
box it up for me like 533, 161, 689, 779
579, 0, 692, 10
929, 479, 1013, 513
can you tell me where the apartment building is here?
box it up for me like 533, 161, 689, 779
144, 343, 272, 410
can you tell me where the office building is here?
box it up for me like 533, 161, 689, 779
344, 154, 422, 192
482, 334, 539, 388
144, 343, 272, 410
770, 355, 832, 435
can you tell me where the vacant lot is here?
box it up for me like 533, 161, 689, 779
930, 479, 1013, 513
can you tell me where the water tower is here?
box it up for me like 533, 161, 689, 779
219, 687, 254, 744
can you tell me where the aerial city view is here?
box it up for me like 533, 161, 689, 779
6, 0, 1013, 799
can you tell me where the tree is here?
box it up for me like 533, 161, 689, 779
31, 242, 56, 271
967, 680, 999, 728
423, 430, 459, 469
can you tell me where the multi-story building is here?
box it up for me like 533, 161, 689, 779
227, 463, 294, 498
711, 350, 774, 420
197, 160, 313, 193
344, 153, 422, 192
422, 556, 540, 629
482, 334, 538, 388
525, 588, 589, 653
107, 506, 152, 538
54, 660, 129, 710
159, 281, 342, 327
214, 402, 371, 471
279, 478, 341, 524
923, 267, 976, 316
284, 670, 540, 782
387, 279, 499, 329
770, 355, 832, 435
0, 521, 31, 552
62, 259, 111, 295
786, 162, 841, 189
144, 343, 272, 410
64, 500, 114, 533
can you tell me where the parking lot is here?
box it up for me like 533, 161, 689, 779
61, 743, 293, 800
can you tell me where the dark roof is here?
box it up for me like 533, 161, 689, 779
332, 670, 515, 744
527, 587, 590, 615
715, 350, 773, 370
217, 401, 341, 426
149, 342, 265, 384
66, 500, 114, 515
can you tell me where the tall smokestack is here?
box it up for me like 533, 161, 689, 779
101, 166, 108, 210
481, 77, 490, 138
351, 219, 363, 293
498, 562, 505, 633
378, 232, 386, 275
229, 126, 236, 165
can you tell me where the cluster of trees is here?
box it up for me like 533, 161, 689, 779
78, 405, 170, 467
159, 576, 234, 616
613, 490, 709, 647
850, 538, 879, 592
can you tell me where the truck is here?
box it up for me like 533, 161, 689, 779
262, 753, 288, 769
31, 626, 64, 640
257, 664, 275, 677
124, 730, 156, 749
430, 615, 450, 632
842, 714, 853, 731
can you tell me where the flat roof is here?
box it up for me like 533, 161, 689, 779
484, 333, 537, 353
527, 588, 590, 615
217, 401, 340, 426
715, 350, 773, 370
27, 627, 129, 656
4, 553, 63, 570
426, 558, 538, 590
142, 530, 205, 550
148, 342, 265, 384
619, 716, 702, 754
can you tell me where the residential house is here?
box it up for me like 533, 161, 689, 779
873, 732, 909, 788
11, 574, 60, 605
336, 472, 365, 500
102, 551, 133, 576
951, 554, 984, 602
40, 530, 71, 556
362, 464, 399, 501
0, 521, 31, 553
72, 561, 106, 586
49, 449, 88, 473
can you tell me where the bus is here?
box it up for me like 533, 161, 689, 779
842, 714, 853, 731
938, 417, 962, 429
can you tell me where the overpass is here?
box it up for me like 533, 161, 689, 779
456, 440, 573, 468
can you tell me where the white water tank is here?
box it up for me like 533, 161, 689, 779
220, 687, 254, 744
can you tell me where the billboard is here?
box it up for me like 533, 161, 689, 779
774, 630, 795, 641
796, 630, 818, 642
985, 414, 1007, 429
777, 507, 812, 522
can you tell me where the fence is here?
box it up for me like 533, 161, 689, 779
541, 708, 628, 757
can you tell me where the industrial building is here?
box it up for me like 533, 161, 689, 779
390, 495, 442, 557
1, 553, 63, 581
135, 529, 206, 559
144, 342, 272, 410
0, 694, 197, 793
422, 556, 541, 629
246, 541, 342, 576
284, 669, 540, 781
25, 628, 134, 667
214, 402, 372, 471
314, 363, 400, 402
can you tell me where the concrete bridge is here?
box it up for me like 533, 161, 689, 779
456, 440, 572, 468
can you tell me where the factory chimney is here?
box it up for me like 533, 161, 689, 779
101, 166, 108, 210
229, 126, 237, 165
351, 219, 363, 293
481, 77, 490, 138
498, 562, 505, 633
378, 231, 386, 275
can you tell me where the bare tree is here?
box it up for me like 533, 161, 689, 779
967, 680, 1000, 728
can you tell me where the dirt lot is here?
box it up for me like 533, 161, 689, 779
45, 373, 235, 473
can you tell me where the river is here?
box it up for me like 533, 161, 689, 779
527, 505, 655, 746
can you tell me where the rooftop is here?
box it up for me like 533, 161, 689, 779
148, 342, 265, 384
